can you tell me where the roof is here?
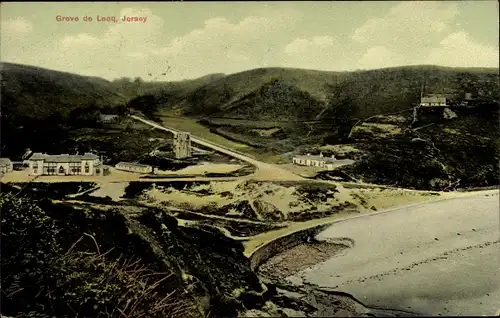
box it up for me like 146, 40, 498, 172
29, 153, 99, 162
116, 162, 152, 169
0, 158, 12, 166
293, 155, 336, 163
420, 96, 447, 103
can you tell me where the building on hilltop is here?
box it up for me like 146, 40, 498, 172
0, 158, 13, 174
27, 153, 105, 176
419, 95, 448, 107
115, 162, 154, 174
292, 152, 336, 170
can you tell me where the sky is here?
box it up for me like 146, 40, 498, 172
1, 1, 499, 81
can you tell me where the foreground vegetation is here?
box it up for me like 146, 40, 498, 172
3, 184, 315, 317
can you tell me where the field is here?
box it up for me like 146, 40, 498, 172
158, 114, 254, 152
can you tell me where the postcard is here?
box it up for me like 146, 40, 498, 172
1, 2, 499, 317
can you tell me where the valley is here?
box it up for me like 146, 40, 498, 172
1, 61, 498, 318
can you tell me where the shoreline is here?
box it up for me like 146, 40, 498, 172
258, 240, 350, 281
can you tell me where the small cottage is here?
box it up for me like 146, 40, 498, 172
420, 95, 447, 107
115, 162, 153, 174
292, 153, 336, 170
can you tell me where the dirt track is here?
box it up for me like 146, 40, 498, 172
130, 115, 304, 181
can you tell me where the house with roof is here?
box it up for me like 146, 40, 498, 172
27, 153, 105, 176
419, 95, 448, 107
292, 153, 337, 170
0, 158, 13, 174
115, 162, 154, 174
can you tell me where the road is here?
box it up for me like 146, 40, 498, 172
130, 115, 303, 181
288, 190, 500, 316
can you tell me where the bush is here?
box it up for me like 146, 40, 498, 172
0, 192, 197, 318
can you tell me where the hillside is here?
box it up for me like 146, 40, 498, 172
205, 65, 499, 121
135, 65, 499, 119
1, 62, 128, 120
129, 65, 498, 152
314, 105, 500, 191
1, 183, 373, 317
0, 186, 265, 317
0, 62, 125, 157
0, 63, 222, 158
126, 73, 226, 117
176, 67, 345, 116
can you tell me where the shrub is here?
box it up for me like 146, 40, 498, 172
0, 192, 197, 318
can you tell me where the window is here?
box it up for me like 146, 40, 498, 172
85, 162, 90, 173
58, 166, 65, 174
33, 169, 37, 174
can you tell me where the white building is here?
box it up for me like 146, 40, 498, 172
420, 95, 447, 107
115, 162, 153, 174
0, 158, 13, 174
27, 153, 104, 176
292, 153, 336, 170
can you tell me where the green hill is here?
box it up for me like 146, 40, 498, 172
1, 62, 128, 121
0, 62, 224, 125
171, 66, 497, 153
134, 65, 498, 120
130, 65, 497, 142
0, 62, 130, 157
126, 73, 226, 117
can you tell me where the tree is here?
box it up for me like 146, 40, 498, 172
127, 94, 158, 118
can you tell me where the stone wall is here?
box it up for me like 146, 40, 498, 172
248, 223, 335, 272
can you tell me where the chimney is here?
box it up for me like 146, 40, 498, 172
320, 152, 323, 158
307, 153, 311, 156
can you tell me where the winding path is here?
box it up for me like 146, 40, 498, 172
130, 115, 303, 181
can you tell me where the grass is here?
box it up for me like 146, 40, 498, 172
203, 118, 284, 129
57, 244, 196, 318
158, 114, 253, 152
351, 123, 402, 138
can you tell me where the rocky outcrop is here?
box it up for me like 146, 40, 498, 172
253, 199, 284, 221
